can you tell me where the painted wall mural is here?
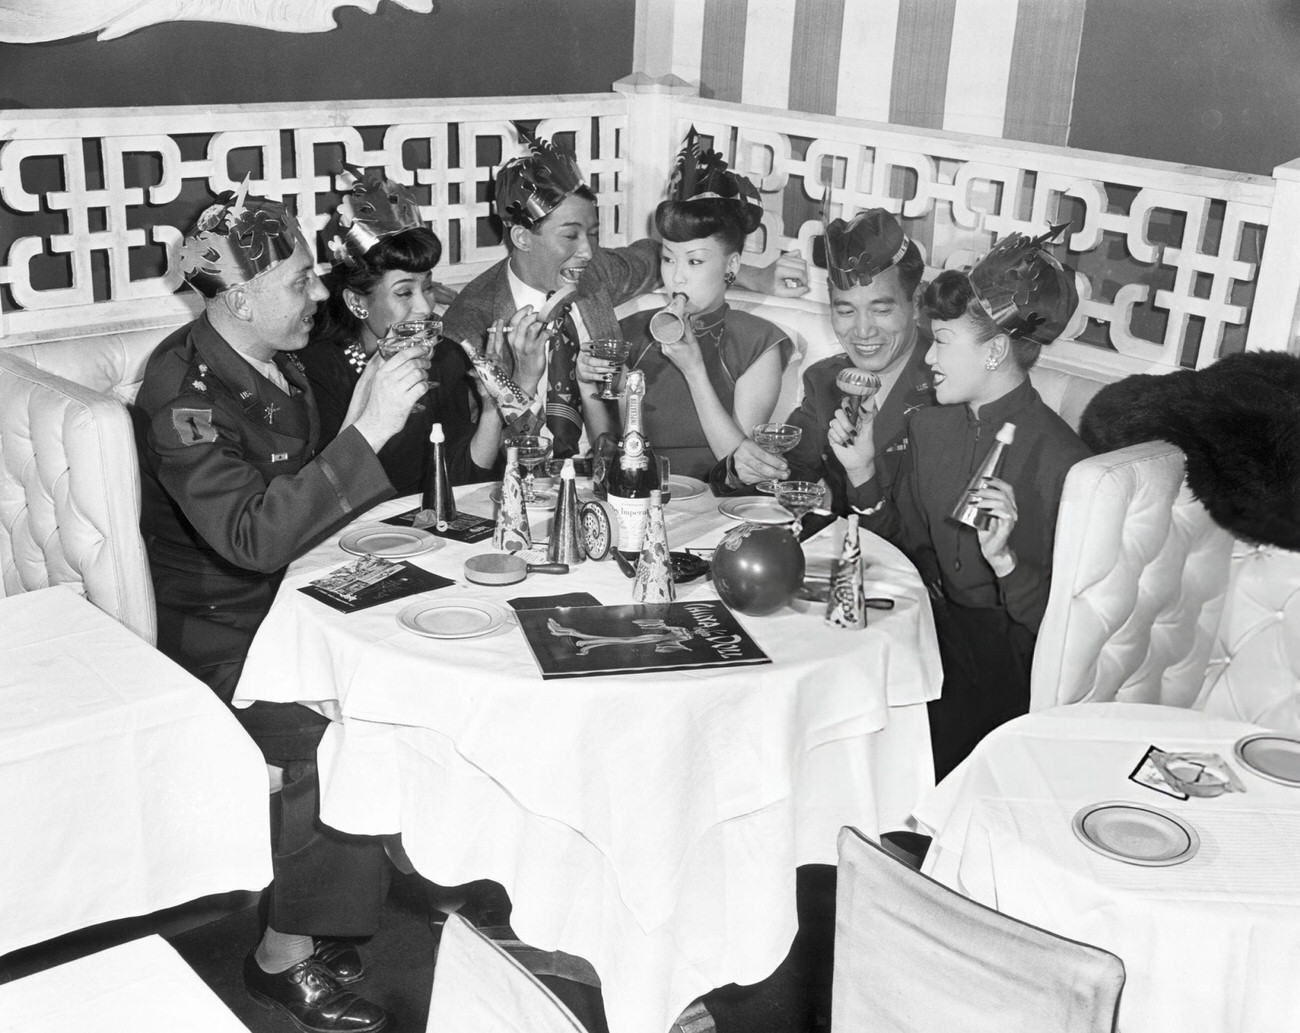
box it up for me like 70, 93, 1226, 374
0, 0, 433, 43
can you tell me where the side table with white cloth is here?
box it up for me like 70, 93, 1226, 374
233, 482, 942, 1033
0, 935, 251, 1032
914, 703, 1300, 1033
0, 586, 273, 957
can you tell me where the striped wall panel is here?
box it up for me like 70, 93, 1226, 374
639, 0, 1086, 146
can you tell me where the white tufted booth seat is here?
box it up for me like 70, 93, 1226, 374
2, 324, 186, 407
0, 349, 159, 643
1201, 542, 1300, 733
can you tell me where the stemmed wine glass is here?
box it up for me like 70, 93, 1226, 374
507, 434, 553, 504
751, 422, 803, 493
377, 318, 441, 413
588, 338, 631, 400
772, 480, 827, 539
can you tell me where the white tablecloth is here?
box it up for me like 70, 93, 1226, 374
914, 703, 1300, 1033
235, 486, 942, 1033
0, 587, 272, 956
0, 935, 250, 1032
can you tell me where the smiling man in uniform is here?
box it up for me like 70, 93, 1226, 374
135, 184, 428, 1033
709, 204, 937, 513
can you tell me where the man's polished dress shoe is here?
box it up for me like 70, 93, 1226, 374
313, 939, 364, 985
243, 953, 388, 1033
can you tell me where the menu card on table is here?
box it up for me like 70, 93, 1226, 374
300, 557, 454, 613
515, 600, 770, 679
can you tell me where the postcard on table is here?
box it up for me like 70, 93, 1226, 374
515, 599, 770, 679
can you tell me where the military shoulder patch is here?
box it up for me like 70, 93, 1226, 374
171, 407, 218, 446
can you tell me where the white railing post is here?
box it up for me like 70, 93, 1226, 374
613, 73, 699, 241
1246, 156, 1300, 355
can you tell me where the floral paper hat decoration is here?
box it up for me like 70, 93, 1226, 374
493, 122, 588, 229
325, 164, 429, 268
968, 224, 1078, 345
665, 126, 763, 233
819, 183, 912, 291
176, 178, 300, 298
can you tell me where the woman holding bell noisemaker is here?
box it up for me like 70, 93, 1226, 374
618, 129, 792, 481
847, 226, 1092, 779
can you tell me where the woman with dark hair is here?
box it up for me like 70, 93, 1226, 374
618, 131, 791, 479
845, 228, 1092, 778
299, 167, 507, 493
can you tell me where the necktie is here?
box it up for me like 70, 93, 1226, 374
544, 295, 583, 458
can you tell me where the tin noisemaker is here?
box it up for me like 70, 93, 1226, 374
825, 513, 866, 629
952, 422, 1016, 530
494, 444, 532, 552
649, 293, 690, 345
418, 423, 456, 531
632, 489, 674, 603
547, 458, 586, 565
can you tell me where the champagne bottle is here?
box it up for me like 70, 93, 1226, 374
418, 423, 456, 531
952, 422, 1016, 530
604, 369, 661, 558
632, 489, 674, 603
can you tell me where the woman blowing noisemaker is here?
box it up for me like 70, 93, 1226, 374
845, 226, 1092, 778
618, 128, 792, 480
298, 165, 509, 493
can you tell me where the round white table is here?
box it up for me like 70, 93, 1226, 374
914, 703, 1300, 1033
234, 483, 942, 1033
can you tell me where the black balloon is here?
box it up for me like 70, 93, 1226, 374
711, 523, 805, 615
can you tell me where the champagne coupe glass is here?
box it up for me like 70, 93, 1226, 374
751, 422, 803, 493
588, 338, 631, 400
377, 318, 441, 413
507, 434, 553, 504
835, 368, 881, 443
772, 480, 827, 539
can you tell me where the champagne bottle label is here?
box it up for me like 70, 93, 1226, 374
620, 429, 649, 471
607, 493, 651, 555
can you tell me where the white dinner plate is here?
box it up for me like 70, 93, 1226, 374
1234, 732, 1300, 786
1071, 801, 1199, 867
397, 598, 511, 639
665, 476, 706, 502
339, 525, 443, 559
717, 497, 792, 524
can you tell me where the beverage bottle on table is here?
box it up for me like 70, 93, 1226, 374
418, 423, 456, 531
605, 369, 661, 559
952, 422, 1016, 530
494, 444, 532, 552
633, 489, 674, 604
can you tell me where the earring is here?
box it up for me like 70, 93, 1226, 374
724, 270, 736, 287
352, 306, 369, 319
985, 355, 1000, 371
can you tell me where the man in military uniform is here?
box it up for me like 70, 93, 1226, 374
134, 184, 427, 1033
443, 123, 809, 458
708, 204, 937, 514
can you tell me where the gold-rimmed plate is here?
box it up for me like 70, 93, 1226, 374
339, 525, 443, 559
1234, 732, 1300, 786
1071, 801, 1199, 867
397, 598, 511, 639
717, 497, 791, 524
665, 476, 706, 502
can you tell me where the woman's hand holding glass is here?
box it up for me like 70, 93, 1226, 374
376, 318, 439, 412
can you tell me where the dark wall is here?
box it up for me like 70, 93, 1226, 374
1070, 0, 1300, 176
0, 0, 635, 108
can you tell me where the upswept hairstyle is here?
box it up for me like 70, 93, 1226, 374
312, 226, 442, 351
654, 197, 758, 255
920, 269, 1042, 370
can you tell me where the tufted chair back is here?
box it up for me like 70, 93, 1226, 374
1031, 441, 1235, 710
0, 350, 156, 644
1200, 543, 1300, 734
2, 325, 181, 407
